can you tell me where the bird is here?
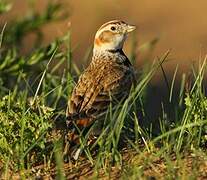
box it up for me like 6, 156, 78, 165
65, 20, 136, 152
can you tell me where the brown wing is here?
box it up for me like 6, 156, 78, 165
66, 59, 134, 122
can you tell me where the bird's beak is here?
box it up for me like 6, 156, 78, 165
126, 25, 136, 33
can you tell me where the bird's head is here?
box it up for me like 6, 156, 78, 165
94, 20, 136, 52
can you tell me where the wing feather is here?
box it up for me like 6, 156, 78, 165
67, 58, 135, 121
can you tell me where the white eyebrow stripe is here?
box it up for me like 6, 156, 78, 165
99, 20, 123, 29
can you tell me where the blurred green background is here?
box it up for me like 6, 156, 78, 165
2, 0, 207, 69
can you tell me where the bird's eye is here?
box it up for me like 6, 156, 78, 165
111, 26, 116, 31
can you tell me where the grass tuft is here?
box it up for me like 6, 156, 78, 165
0, 1, 207, 179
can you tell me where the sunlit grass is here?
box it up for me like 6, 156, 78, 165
0, 1, 207, 179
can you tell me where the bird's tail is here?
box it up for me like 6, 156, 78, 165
64, 114, 94, 161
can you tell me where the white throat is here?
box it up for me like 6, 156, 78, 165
93, 36, 126, 54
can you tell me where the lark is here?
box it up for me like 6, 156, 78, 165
66, 20, 136, 138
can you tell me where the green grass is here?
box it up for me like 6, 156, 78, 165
0, 1, 207, 179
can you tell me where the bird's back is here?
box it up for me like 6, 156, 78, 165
66, 50, 135, 126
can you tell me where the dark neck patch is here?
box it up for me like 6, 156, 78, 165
107, 49, 132, 67
107, 49, 122, 53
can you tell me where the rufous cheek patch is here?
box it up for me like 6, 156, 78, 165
99, 30, 115, 43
